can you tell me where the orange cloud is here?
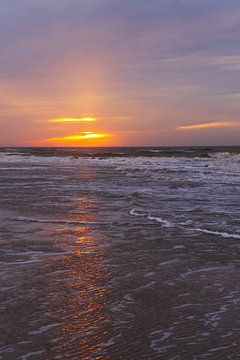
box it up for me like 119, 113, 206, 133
177, 121, 240, 130
49, 117, 96, 123
47, 132, 111, 142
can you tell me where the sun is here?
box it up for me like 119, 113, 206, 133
48, 132, 110, 142
45, 116, 112, 145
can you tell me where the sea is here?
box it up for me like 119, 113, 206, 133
0, 146, 240, 360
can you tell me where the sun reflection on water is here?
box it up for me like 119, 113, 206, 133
49, 205, 111, 358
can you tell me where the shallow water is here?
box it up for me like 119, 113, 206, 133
0, 148, 240, 359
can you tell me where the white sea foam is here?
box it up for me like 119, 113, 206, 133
173, 303, 194, 310
147, 214, 172, 227
209, 152, 239, 160
150, 343, 174, 353
19, 351, 45, 360
157, 331, 172, 342
0, 346, 15, 354
149, 328, 174, 353
144, 271, 155, 277
130, 208, 173, 227
192, 227, 240, 239
101, 334, 122, 347
179, 220, 193, 225
208, 346, 231, 352
129, 208, 146, 217
180, 265, 233, 279
29, 323, 62, 335
172, 245, 185, 250
158, 259, 180, 267
204, 304, 230, 329
2, 259, 39, 265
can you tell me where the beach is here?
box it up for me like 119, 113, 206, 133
0, 147, 240, 359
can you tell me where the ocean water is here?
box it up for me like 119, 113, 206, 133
0, 147, 240, 359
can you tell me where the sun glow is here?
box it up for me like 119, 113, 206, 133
48, 132, 111, 142
49, 117, 96, 123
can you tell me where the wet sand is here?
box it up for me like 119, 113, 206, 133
0, 149, 240, 359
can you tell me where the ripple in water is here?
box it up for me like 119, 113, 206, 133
1, 148, 240, 359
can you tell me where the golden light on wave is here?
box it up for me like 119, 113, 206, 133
49, 117, 96, 123
178, 121, 240, 130
48, 132, 111, 142
54, 195, 110, 358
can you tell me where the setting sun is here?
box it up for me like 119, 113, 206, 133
1, 1, 240, 359
47, 132, 111, 143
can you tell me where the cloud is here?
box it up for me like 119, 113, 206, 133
49, 117, 96, 123
177, 121, 240, 130
1, 0, 240, 145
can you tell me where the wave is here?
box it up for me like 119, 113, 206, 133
130, 208, 172, 227
209, 151, 240, 159
1, 146, 240, 160
130, 209, 240, 239
192, 227, 240, 240
2, 216, 108, 226
29, 323, 62, 336
147, 214, 172, 228
129, 208, 146, 217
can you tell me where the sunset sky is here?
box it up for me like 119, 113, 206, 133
0, 0, 240, 146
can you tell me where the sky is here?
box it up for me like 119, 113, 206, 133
0, 0, 240, 146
